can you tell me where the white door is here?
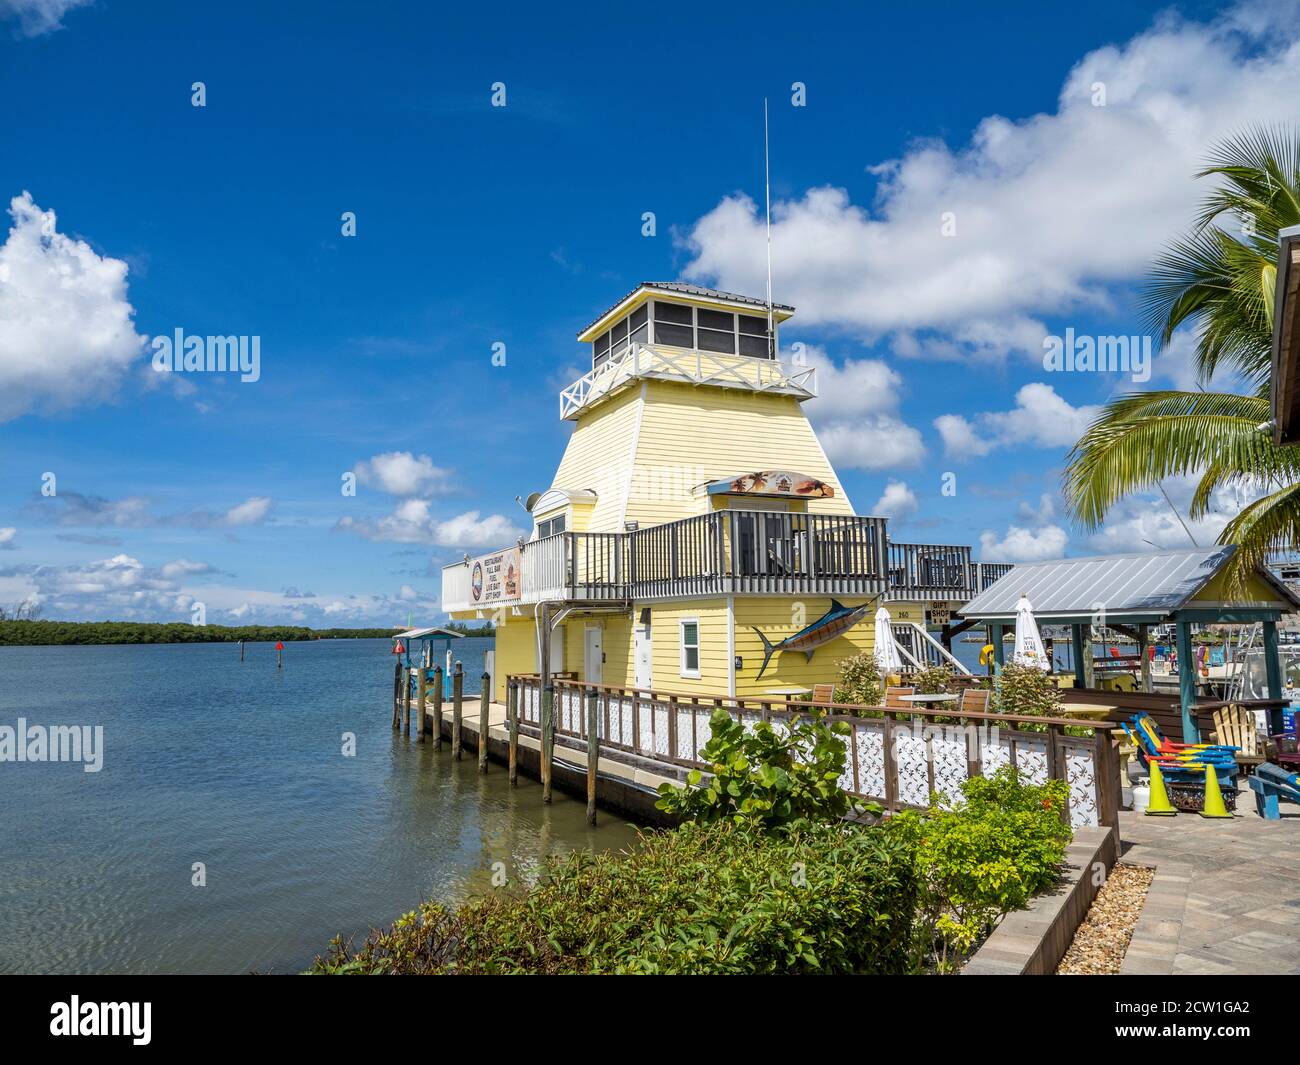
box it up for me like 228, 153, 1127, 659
537, 621, 565, 675
584, 625, 603, 686
634, 609, 653, 690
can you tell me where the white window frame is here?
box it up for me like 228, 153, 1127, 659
679, 616, 701, 679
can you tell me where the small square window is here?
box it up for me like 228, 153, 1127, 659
680, 619, 700, 677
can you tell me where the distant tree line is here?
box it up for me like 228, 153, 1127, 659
0, 621, 403, 646
442, 621, 496, 637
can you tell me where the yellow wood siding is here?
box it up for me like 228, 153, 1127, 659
626, 380, 853, 527
547, 382, 643, 531
1190, 569, 1289, 606
646, 599, 731, 697
734, 596, 875, 697
493, 615, 538, 703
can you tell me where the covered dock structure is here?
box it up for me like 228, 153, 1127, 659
958, 546, 1300, 741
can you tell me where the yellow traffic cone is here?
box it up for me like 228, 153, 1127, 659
1145, 761, 1177, 816
1198, 762, 1234, 819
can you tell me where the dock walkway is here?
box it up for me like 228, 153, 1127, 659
422, 700, 681, 824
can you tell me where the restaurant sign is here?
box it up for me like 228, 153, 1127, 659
469, 547, 521, 605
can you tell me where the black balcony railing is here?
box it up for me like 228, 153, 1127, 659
444, 516, 1011, 610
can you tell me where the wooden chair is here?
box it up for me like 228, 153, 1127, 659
812, 683, 835, 705
958, 688, 990, 713
884, 686, 915, 709
1211, 704, 1265, 773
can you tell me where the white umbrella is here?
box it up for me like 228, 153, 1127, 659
873, 605, 903, 672
1012, 595, 1049, 670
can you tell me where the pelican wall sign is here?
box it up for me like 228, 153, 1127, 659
751, 598, 877, 680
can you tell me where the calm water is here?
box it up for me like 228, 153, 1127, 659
0, 638, 638, 975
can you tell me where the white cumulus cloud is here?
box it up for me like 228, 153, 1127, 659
871, 480, 918, 519
681, 3, 1300, 358
935, 384, 1098, 458
0, 192, 145, 421
353, 451, 453, 497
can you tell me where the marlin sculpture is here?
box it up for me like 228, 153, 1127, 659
751, 597, 879, 680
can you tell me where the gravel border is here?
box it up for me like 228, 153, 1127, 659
1056, 863, 1154, 975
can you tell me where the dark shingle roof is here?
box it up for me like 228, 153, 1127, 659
579, 282, 794, 338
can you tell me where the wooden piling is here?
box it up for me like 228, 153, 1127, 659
431, 666, 443, 750
586, 686, 598, 825
541, 684, 554, 804
452, 661, 463, 760
402, 667, 412, 736
416, 666, 428, 743
239, 640, 245, 662
478, 672, 490, 773
507, 679, 519, 786
392, 660, 401, 729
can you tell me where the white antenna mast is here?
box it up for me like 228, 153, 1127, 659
764, 97, 775, 359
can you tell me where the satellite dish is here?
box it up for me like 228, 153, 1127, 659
524, 492, 541, 512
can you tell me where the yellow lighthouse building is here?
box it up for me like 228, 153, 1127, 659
442, 283, 1006, 702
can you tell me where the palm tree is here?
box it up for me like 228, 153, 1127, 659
1063, 127, 1300, 588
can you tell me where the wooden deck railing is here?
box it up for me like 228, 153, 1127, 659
509, 675, 1120, 831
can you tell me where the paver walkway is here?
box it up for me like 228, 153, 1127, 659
1119, 806, 1300, 974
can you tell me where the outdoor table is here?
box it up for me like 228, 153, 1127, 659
763, 687, 811, 697
1057, 703, 1116, 721
895, 693, 958, 704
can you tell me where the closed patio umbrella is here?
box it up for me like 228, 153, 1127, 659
1013, 595, 1049, 670
873, 605, 903, 672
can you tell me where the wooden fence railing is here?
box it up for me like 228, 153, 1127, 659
510, 675, 1120, 830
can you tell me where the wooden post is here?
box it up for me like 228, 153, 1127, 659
402, 666, 411, 736
586, 686, 599, 825
540, 604, 554, 804
1138, 623, 1152, 694
416, 667, 428, 743
1079, 626, 1096, 689
452, 661, 464, 759
239, 640, 245, 662
508, 679, 519, 786
989, 623, 1005, 672
478, 672, 490, 773
1264, 619, 1285, 735
431, 666, 443, 750
541, 684, 555, 803
392, 659, 401, 729
1175, 618, 1199, 742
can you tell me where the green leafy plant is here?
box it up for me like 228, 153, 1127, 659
907, 665, 955, 695
655, 709, 871, 829
309, 820, 917, 975
889, 767, 1071, 972
834, 652, 882, 710
992, 662, 1062, 718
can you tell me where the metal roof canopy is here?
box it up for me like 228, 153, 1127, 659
958, 546, 1300, 624
392, 627, 466, 641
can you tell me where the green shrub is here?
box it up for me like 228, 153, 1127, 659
309, 821, 918, 975
992, 662, 1062, 718
655, 708, 872, 829
834, 652, 882, 709
906, 664, 955, 695
889, 767, 1071, 972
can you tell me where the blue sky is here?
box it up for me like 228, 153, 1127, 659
0, 0, 1294, 625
